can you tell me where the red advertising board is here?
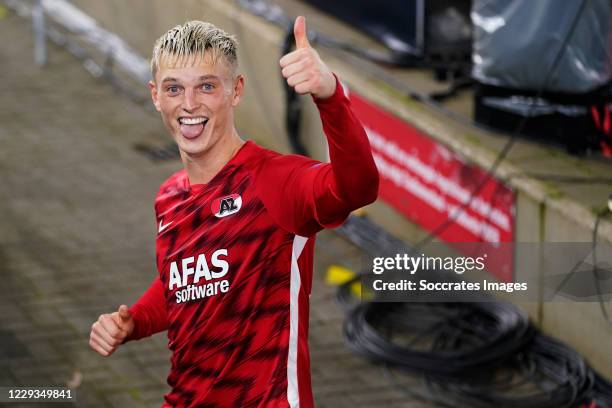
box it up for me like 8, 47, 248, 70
348, 91, 515, 282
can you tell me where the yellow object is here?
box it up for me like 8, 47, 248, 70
0, 5, 8, 20
325, 265, 375, 301
325, 265, 356, 286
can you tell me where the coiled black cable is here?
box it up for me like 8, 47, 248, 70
423, 334, 593, 408
342, 296, 598, 407
343, 301, 533, 378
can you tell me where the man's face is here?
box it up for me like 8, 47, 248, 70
149, 54, 243, 157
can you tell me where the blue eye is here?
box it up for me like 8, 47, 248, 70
167, 86, 180, 95
202, 83, 214, 91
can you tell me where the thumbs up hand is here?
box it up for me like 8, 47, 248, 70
89, 305, 135, 357
279, 16, 336, 99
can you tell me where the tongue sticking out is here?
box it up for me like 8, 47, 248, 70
180, 123, 204, 139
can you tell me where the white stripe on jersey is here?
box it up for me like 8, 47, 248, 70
287, 235, 308, 408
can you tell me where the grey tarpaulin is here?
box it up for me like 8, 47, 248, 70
472, 0, 612, 93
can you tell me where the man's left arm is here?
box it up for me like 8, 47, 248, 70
311, 75, 379, 213
275, 16, 379, 233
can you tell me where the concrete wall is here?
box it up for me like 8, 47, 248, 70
62, 0, 612, 377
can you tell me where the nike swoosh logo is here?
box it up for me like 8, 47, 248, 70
158, 219, 173, 233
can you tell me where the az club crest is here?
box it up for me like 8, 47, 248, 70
212, 194, 242, 218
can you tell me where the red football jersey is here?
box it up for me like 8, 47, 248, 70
126, 78, 379, 407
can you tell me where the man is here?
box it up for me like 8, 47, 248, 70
89, 16, 378, 407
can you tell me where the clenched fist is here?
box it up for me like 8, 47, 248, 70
89, 305, 134, 357
279, 16, 336, 99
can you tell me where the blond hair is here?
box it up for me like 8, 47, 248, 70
151, 21, 238, 79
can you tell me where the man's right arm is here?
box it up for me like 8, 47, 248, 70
90, 276, 168, 356
125, 276, 169, 341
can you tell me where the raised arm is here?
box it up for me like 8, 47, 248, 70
261, 16, 378, 236
312, 75, 379, 210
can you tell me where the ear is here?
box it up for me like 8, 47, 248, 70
148, 80, 161, 112
231, 75, 245, 107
